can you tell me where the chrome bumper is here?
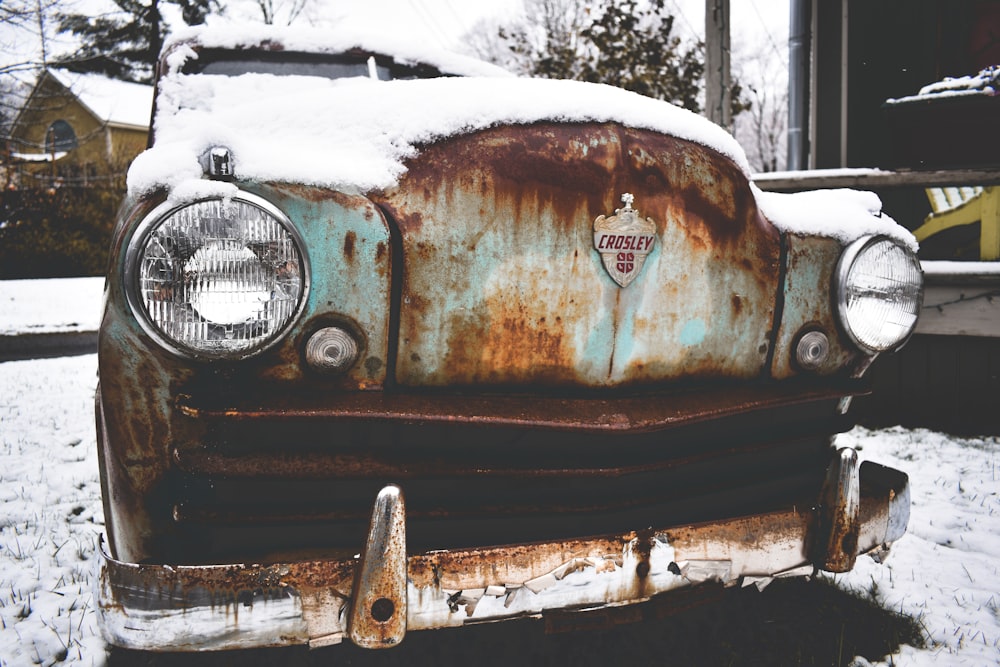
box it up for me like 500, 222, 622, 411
96, 449, 909, 651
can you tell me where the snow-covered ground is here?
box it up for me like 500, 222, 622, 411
0, 279, 998, 665
0, 278, 103, 336
830, 428, 1000, 666
0, 354, 106, 666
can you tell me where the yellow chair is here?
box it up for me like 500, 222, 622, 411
912, 185, 1000, 260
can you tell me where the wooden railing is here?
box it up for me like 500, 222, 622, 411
755, 168, 1000, 338
753, 167, 1000, 192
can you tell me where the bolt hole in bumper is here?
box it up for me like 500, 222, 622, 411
96, 449, 908, 652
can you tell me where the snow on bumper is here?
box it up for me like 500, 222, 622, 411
96, 450, 909, 651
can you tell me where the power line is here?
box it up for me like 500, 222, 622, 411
664, 0, 701, 42
438, 0, 469, 33
748, 0, 788, 70
407, 0, 457, 47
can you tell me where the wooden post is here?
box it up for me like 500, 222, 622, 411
981, 187, 1000, 261
705, 0, 731, 129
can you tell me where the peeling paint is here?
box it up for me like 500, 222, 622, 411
97, 453, 909, 651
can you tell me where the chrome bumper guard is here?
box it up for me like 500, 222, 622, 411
97, 449, 909, 651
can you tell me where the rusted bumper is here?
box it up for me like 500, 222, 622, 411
96, 449, 909, 652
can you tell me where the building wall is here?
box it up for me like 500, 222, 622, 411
812, 0, 1000, 171
806, 0, 1000, 248
107, 125, 149, 171
9, 74, 149, 188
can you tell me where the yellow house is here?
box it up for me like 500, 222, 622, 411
6, 69, 153, 189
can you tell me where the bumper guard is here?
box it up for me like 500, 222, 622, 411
97, 449, 909, 651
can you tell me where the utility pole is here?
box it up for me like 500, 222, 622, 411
787, 0, 812, 170
705, 0, 731, 129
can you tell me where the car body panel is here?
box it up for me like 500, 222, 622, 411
376, 123, 782, 387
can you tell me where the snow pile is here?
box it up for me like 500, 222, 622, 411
886, 65, 1000, 104
922, 260, 1000, 279
915, 65, 999, 98
0, 277, 103, 336
754, 186, 918, 250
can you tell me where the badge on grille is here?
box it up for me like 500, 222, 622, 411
593, 193, 656, 287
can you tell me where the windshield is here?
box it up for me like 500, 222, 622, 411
184, 49, 448, 81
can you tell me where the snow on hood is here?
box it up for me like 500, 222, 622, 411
127, 25, 751, 201
753, 186, 917, 251
129, 25, 913, 250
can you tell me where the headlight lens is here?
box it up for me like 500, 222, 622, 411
835, 235, 922, 353
126, 194, 307, 359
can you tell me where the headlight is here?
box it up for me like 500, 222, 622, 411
835, 235, 922, 353
125, 193, 308, 359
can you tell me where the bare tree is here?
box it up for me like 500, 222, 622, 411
467, 0, 592, 77
733, 37, 788, 173
1, 0, 44, 33
467, 0, 727, 114
1, 0, 61, 75
466, 0, 749, 116
0, 0, 62, 139
254, 0, 312, 25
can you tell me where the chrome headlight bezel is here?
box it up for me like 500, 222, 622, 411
123, 192, 310, 361
835, 234, 923, 354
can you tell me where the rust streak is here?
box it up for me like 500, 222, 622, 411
343, 231, 356, 261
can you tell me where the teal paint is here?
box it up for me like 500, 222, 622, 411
680, 319, 706, 346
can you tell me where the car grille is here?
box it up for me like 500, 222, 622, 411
161, 385, 855, 564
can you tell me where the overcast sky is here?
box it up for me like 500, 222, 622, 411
316, 0, 789, 54
4, 0, 789, 69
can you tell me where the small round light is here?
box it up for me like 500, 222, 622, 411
795, 331, 830, 370
305, 327, 360, 373
126, 194, 308, 359
835, 236, 922, 353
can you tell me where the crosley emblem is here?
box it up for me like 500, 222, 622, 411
593, 193, 656, 287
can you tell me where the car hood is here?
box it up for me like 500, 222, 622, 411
129, 68, 751, 199
369, 122, 782, 387
129, 50, 914, 248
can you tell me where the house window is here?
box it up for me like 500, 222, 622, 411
45, 120, 77, 153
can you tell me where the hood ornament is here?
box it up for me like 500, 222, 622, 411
593, 193, 656, 287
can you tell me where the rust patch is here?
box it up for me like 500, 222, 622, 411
272, 183, 359, 208
633, 528, 654, 596
732, 294, 744, 315
663, 510, 811, 564
409, 536, 630, 590
343, 231, 356, 261
379, 123, 623, 236
441, 307, 579, 386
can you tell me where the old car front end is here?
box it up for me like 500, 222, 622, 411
94, 26, 922, 651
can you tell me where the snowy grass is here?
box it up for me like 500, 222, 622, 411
830, 426, 1000, 666
0, 355, 107, 666
0, 350, 998, 665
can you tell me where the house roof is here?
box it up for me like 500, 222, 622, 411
46, 68, 153, 130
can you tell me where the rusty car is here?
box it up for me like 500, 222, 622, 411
94, 25, 923, 651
